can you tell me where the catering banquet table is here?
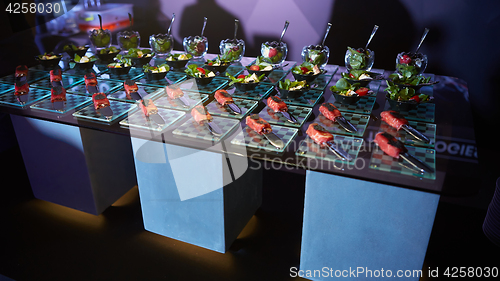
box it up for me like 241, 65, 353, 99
0, 52, 477, 280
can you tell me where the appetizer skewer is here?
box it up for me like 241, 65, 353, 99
306, 123, 352, 161
214, 89, 241, 114
85, 72, 98, 93
245, 114, 284, 149
374, 132, 433, 173
92, 92, 113, 118
14, 76, 29, 96
139, 99, 165, 125
380, 110, 430, 143
166, 85, 190, 107
123, 79, 142, 101
191, 105, 222, 136
319, 102, 357, 132
50, 86, 66, 110
15, 65, 28, 77
267, 95, 297, 124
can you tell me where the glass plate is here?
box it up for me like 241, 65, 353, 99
383, 101, 435, 122
149, 89, 208, 111
107, 85, 164, 103
0, 71, 48, 85
379, 121, 436, 148
72, 100, 133, 124
258, 104, 312, 128
0, 87, 50, 107
136, 71, 187, 86
276, 88, 324, 108
66, 79, 123, 96
326, 95, 377, 115
30, 94, 92, 114
173, 116, 240, 143
369, 145, 436, 180
230, 124, 298, 153
179, 77, 228, 94
99, 67, 145, 81
119, 107, 185, 132
30, 75, 84, 89
312, 112, 370, 137
205, 98, 258, 119
296, 135, 364, 165
226, 82, 274, 101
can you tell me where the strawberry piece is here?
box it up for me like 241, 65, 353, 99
300, 67, 309, 74
349, 73, 355, 78
355, 87, 370, 96
196, 67, 206, 75
409, 95, 420, 102
399, 55, 412, 64
268, 48, 278, 58
249, 65, 260, 71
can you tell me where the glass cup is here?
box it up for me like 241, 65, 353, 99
261, 41, 287, 65
149, 33, 174, 57
89, 29, 111, 53
183, 36, 208, 58
395, 52, 428, 76
117, 30, 141, 50
344, 47, 375, 71
301, 45, 330, 68
219, 39, 245, 62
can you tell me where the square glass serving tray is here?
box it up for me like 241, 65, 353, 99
173, 116, 240, 143
30, 94, 92, 114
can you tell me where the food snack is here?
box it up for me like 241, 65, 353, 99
92, 93, 110, 110
306, 123, 334, 145
50, 86, 66, 103
245, 114, 272, 135
380, 110, 408, 130
139, 99, 158, 117
191, 104, 212, 124
319, 103, 342, 121
374, 132, 407, 158
214, 89, 233, 106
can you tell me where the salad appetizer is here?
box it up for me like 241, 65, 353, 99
330, 78, 372, 98
89, 20, 111, 49
149, 33, 173, 55
278, 79, 308, 92
261, 20, 289, 65
124, 48, 153, 59
117, 14, 141, 50
219, 19, 244, 62
301, 45, 329, 68
166, 53, 192, 61
396, 52, 428, 77
220, 39, 244, 62
184, 36, 208, 58
74, 54, 97, 64
63, 44, 88, 57
143, 63, 170, 73
99, 46, 120, 55
261, 41, 287, 64
341, 70, 383, 81
37, 52, 61, 60
292, 62, 321, 76
345, 47, 375, 71
246, 56, 274, 73
385, 80, 429, 103
388, 72, 434, 87
226, 72, 265, 86
185, 64, 215, 78
107, 55, 132, 68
